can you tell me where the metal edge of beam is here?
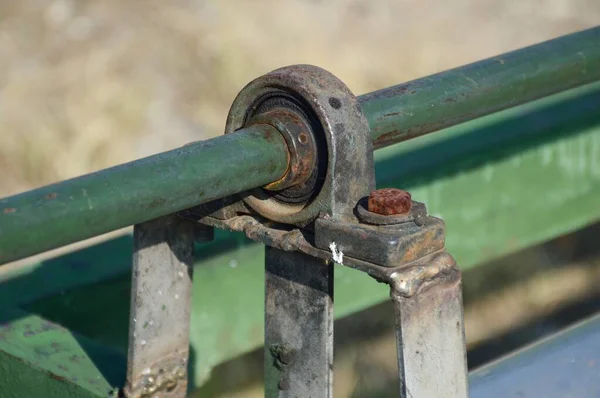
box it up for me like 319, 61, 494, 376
1, 27, 599, 265
469, 313, 600, 398
0, 307, 125, 397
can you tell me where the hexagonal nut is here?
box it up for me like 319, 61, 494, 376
368, 188, 412, 215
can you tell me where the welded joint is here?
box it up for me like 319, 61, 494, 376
124, 352, 188, 398
387, 251, 459, 298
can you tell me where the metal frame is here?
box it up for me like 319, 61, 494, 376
182, 65, 468, 397
1, 27, 598, 265
0, 27, 599, 397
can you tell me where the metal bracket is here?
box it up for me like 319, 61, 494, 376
183, 65, 468, 397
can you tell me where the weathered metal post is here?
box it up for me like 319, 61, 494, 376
364, 188, 468, 396
184, 64, 468, 397
124, 217, 213, 397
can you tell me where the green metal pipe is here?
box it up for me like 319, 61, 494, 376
360, 26, 600, 149
1, 27, 599, 264
0, 125, 288, 264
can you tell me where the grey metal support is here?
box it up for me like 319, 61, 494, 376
124, 215, 198, 398
264, 246, 334, 398
391, 258, 468, 397
187, 65, 469, 397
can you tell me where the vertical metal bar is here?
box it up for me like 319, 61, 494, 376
392, 267, 468, 398
264, 247, 334, 397
124, 215, 195, 398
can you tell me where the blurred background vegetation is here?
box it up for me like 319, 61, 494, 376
2, 0, 599, 197
2, 1, 600, 397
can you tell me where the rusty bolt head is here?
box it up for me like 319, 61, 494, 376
368, 188, 412, 215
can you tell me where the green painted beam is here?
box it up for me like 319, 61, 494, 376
362, 26, 600, 149
0, 308, 125, 397
0, 125, 288, 264
8, 82, 600, 387
1, 27, 599, 265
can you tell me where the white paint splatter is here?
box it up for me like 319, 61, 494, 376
141, 340, 147, 346
178, 271, 184, 278
229, 259, 238, 269
329, 242, 344, 264
142, 368, 151, 375
174, 294, 179, 300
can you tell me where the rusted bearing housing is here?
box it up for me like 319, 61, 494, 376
245, 109, 317, 194
225, 64, 373, 225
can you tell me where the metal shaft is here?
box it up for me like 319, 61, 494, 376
1, 27, 599, 264
264, 247, 334, 397
0, 125, 288, 264
361, 26, 600, 149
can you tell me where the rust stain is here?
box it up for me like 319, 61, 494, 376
368, 188, 412, 215
49, 373, 67, 382
3, 208, 16, 214
263, 124, 275, 140
45, 192, 57, 200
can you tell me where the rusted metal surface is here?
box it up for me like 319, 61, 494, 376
368, 188, 412, 215
124, 216, 197, 398
264, 247, 333, 397
315, 203, 444, 267
224, 64, 375, 225
392, 264, 468, 397
246, 109, 316, 193
197, 200, 448, 286
356, 198, 427, 226
182, 65, 469, 398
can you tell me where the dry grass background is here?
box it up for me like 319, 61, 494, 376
1, 0, 599, 197
2, 1, 600, 396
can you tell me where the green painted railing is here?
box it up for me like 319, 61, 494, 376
1, 27, 599, 265
0, 27, 599, 397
